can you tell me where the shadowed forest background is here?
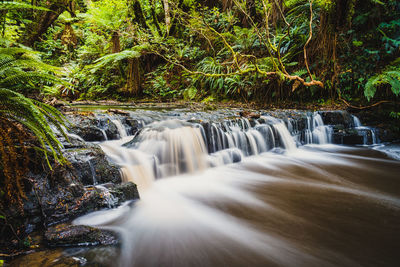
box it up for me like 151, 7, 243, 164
1, 0, 400, 105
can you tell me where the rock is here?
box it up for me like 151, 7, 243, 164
332, 128, 364, 145
66, 114, 121, 141
45, 224, 119, 247
109, 182, 140, 201
239, 111, 260, 119
7, 250, 81, 267
63, 145, 122, 185
100, 118, 120, 140
70, 125, 107, 142
319, 111, 354, 128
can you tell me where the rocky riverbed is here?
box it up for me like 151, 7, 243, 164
1, 104, 399, 264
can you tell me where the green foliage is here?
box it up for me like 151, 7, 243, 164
144, 66, 180, 99
0, 88, 67, 165
0, 1, 49, 12
364, 63, 400, 100
0, 44, 68, 164
90, 44, 151, 73
1, 0, 397, 105
0, 46, 63, 92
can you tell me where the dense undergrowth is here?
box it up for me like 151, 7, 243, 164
2, 0, 399, 105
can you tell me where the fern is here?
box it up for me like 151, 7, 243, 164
90, 44, 151, 73
0, 47, 64, 92
364, 63, 400, 100
0, 43, 68, 164
0, 88, 67, 164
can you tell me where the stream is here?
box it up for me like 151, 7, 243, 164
8, 108, 400, 267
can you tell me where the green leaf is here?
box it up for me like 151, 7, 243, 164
183, 86, 197, 100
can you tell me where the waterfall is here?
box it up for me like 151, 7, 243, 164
311, 113, 332, 144
98, 116, 304, 193
299, 113, 332, 145
101, 140, 156, 192
353, 115, 362, 127
74, 144, 400, 267
351, 115, 378, 145
135, 120, 208, 177
88, 159, 97, 185
69, 109, 400, 267
100, 129, 108, 141
272, 122, 297, 150
112, 119, 128, 138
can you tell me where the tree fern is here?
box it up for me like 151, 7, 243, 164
89, 44, 151, 73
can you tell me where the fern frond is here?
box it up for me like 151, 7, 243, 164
1, 72, 63, 87
364, 66, 400, 100
0, 88, 67, 166
90, 50, 141, 73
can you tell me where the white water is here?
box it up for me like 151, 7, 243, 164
352, 115, 378, 145
72, 111, 400, 267
75, 145, 400, 267
353, 115, 362, 127
112, 119, 128, 138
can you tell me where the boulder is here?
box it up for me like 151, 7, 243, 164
45, 224, 119, 246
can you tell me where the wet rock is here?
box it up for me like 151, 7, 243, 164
125, 118, 144, 135
63, 145, 122, 185
7, 250, 81, 267
332, 128, 364, 145
319, 111, 354, 128
45, 224, 119, 247
66, 113, 121, 141
61, 134, 87, 149
98, 117, 120, 140
109, 182, 140, 201
70, 125, 107, 142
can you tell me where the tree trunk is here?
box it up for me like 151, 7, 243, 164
23, 2, 66, 47
241, 0, 257, 27
149, 0, 162, 36
132, 0, 149, 30
268, 0, 284, 28
111, 31, 121, 53
126, 58, 142, 96
222, 0, 233, 11
162, 0, 171, 36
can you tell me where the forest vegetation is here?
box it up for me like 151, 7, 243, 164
0, 0, 400, 213
1, 0, 399, 105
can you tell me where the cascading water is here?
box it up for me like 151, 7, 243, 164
353, 115, 362, 127
311, 113, 332, 144
98, 116, 299, 192
112, 119, 128, 138
299, 112, 333, 145
69, 109, 400, 267
351, 115, 378, 145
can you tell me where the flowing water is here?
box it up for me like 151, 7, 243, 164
70, 110, 400, 267
12, 109, 400, 267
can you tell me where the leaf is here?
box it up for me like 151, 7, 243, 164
183, 86, 197, 100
